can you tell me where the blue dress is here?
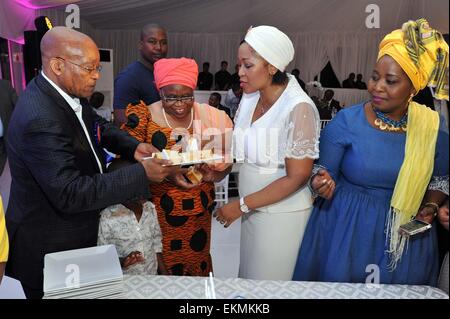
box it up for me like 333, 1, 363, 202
293, 103, 449, 285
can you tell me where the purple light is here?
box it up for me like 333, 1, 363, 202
13, 0, 60, 10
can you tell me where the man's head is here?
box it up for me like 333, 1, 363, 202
324, 89, 334, 101
203, 62, 210, 72
208, 92, 222, 107
220, 61, 228, 71
139, 24, 168, 65
349, 73, 355, 80
41, 26, 101, 98
357, 73, 363, 81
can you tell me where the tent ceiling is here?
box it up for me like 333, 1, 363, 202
17, 0, 449, 33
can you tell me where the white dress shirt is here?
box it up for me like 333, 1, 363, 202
41, 71, 103, 173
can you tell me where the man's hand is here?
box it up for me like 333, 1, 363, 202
311, 169, 335, 200
214, 200, 243, 228
121, 251, 145, 269
141, 158, 174, 183
134, 143, 160, 161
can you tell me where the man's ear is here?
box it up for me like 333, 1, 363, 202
49, 58, 64, 76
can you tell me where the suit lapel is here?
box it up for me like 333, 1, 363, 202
36, 75, 103, 173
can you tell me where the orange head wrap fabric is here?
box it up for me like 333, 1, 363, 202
153, 58, 199, 90
378, 18, 448, 100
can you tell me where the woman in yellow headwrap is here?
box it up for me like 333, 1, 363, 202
293, 19, 449, 285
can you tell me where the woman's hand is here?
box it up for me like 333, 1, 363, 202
415, 206, 437, 224
311, 169, 335, 200
195, 163, 216, 183
214, 200, 243, 228
121, 251, 145, 269
437, 200, 449, 230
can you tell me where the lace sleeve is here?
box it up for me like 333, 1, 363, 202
285, 102, 320, 160
428, 175, 449, 195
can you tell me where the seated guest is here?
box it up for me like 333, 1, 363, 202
197, 62, 213, 90
291, 68, 306, 92
121, 58, 233, 276
224, 82, 243, 120
322, 89, 341, 116
342, 72, 357, 88
230, 64, 240, 86
98, 159, 168, 275
0, 196, 7, 284
355, 73, 367, 89
209, 92, 231, 119
214, 60, 232, 90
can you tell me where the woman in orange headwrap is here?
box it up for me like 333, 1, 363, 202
121, 58, 233, 276
294, 19, 449, 285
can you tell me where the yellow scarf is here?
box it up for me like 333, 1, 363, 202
386, 102, 439, 267
377, 19, 446, 268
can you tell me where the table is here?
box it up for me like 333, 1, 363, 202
122, 275, 449, 299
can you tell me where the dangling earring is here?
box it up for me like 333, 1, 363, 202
408, 93, 414, 103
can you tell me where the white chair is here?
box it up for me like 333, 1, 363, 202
214, 175, 229, 207
320, 120, 331, 129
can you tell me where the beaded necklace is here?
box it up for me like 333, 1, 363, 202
373, 106, 408, 132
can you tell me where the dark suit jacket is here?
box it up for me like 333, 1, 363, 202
0, 79, 18, 174
5, 74, 151, 292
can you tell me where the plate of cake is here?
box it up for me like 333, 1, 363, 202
152, 149, 224, 167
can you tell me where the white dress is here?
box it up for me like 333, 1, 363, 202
233, 74, 320, 280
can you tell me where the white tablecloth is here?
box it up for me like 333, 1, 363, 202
194, 90, 228, 105
122, 275, 448, 299
306, 84, 371, 108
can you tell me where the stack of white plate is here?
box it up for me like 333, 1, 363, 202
43, 245, 124, 299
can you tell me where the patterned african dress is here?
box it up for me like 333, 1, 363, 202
121, 101, 216, 276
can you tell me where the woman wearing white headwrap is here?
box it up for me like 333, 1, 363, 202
214, 26, 323, 280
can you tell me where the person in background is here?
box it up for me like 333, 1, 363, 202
197, 62, 213, 90
0, 196, 7, 284
294, 19, 449, 286
121, 58, 233, 277
342, 72, 357, 88
214, 60, 231, 90
320, 89, 341, 119
98, 159, 168, 275
355, 73, 367, 89
230, 63, 240, 86
0, 79, 17, 176
216, 26, 320, 281
5, 27, 184, 299
113, 23, 168, 127
209, 92, 231, 119
291, 68, 306, 92
224, 82, 243, 120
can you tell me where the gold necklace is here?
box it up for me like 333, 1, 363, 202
162, 108, 193, 129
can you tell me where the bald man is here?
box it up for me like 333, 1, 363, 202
113, 24, 168, 126
5, 27, 184, 298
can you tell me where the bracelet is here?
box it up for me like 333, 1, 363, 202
423, 202, 440, 215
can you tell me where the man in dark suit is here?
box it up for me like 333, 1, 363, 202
342, 72, 357, 88
0, 79, 17, 175
5, 27, 187, 299
318, 89, 341, 120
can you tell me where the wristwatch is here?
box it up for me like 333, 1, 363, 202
239, 197, 250, 214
